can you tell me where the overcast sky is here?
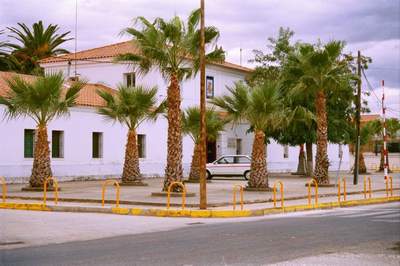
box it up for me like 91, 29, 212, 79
0, 0, 399, 116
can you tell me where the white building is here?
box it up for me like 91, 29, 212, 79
0, 41, 350, 182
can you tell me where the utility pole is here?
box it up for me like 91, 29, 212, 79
382, 80, 389, 180
199, 0, 207, 209
353, 50, 361, 185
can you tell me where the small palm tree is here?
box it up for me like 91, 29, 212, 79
0, 73, 84, 188
212, 81, 283, 189
7, 21, 72, 74
97, 85, 164, 185
285, 41, 355, 184
118, 9, 224, 191
182, 107, 226, 182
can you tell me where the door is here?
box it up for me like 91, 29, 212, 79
236, 139, 242, 155
207, 139, 216, 163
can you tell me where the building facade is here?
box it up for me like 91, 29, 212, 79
0, 41, 350, 182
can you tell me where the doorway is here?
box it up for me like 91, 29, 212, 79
207, 140, 217, 163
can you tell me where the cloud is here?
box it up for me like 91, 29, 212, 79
0, 0, 399, 113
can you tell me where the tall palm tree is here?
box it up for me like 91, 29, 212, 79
7, 21, 72, 74
212, 81, 283, 189
182, 107, 226, 182
285, 41, 354, 184
97, 85, 165, 185
0, 73, 84, 188
118, 9, 224, 191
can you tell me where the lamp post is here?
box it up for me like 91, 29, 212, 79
199, 0, 207, 209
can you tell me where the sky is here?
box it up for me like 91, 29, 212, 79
0, 0, 399, 117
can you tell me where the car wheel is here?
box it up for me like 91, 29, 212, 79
244, 171, 250, 180
206, 170, 213, 180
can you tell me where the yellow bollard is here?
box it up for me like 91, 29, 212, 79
43, 177, 59, 205
233, 185, 244, 210
363, 176, 372, 199
0, 176, 6, 203
101, 179, 120, 208
385, 176, 393, 197
273, 180, 284, 208
167, 182, 186, 210
307, 178, 318, 207
337, 177, 347, 203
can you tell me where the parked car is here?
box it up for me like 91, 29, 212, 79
206, 155, 251, 180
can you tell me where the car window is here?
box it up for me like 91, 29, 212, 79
233, 156, 251, 164
216, 156, 234, 164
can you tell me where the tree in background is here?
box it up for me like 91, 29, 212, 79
6, 21, 71, 74
284, 41, 356, 185
0, 73, 84, 188
212, 81, 283, 189
97, 85, 165, 185
370, 118, 400, 172
182, 107, 226, 182
118, 9, 225, 191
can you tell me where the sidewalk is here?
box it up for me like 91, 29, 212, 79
2, 172, 399, 212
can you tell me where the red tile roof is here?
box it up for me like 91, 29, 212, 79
39, 41, 253, 73
0, 71, 114, 108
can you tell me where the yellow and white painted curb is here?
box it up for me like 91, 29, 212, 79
1, 196, 399, 218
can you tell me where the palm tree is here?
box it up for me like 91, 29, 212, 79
285, 41, 354, 184
212, 81, 283, 189
7, 21, 72, 74
97, 85, 164, 185
182, 107, 226, 182
118, 9, 224, 191
0, 73, 84, 188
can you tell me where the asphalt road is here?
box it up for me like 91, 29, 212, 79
1, 203, 399, 266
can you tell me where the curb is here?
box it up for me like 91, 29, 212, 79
1, 196, 399, 218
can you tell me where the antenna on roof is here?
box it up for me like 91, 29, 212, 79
239, 43, 242, 66
74, 0, 78, 77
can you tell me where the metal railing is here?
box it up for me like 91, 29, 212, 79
0, 176, 6, 203
385, 176, 393, 197
167, 182, 186, 210
232, 185, 244, 210
273, 180, 284, 208
363, 176, 372, 199
43, 176, 59, 205
337, 177, 347, 203
307, 178, 318, 207
101, 180, 120, 208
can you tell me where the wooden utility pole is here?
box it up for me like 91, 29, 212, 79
199, 0, 207, 209
353, 50, 361, 185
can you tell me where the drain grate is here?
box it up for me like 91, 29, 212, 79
0, 241, 24, 246
186, 222, 205, 225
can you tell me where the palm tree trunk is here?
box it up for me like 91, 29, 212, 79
359, 151, 367, 174
306, 142, 313, 178
29, 125, 52, 188
188, 143, 201, 181
163, 74, 183, 191
295, 144, 306, 175
248, 129, 268, 188
314, 90, 330, 184
121, 129, 142, 184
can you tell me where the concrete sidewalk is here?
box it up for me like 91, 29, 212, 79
3, 172, 399, 209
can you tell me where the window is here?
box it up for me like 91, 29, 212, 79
138, 134, 146, 158
233, 156, 250, 164
217, 156, 234, 164
52, 130, 64, 158
24, 129, 35, 158
206, 76, 214, 98
92, 132, 103, 158
283, 145, 289, 159
124, 72, 136, 87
